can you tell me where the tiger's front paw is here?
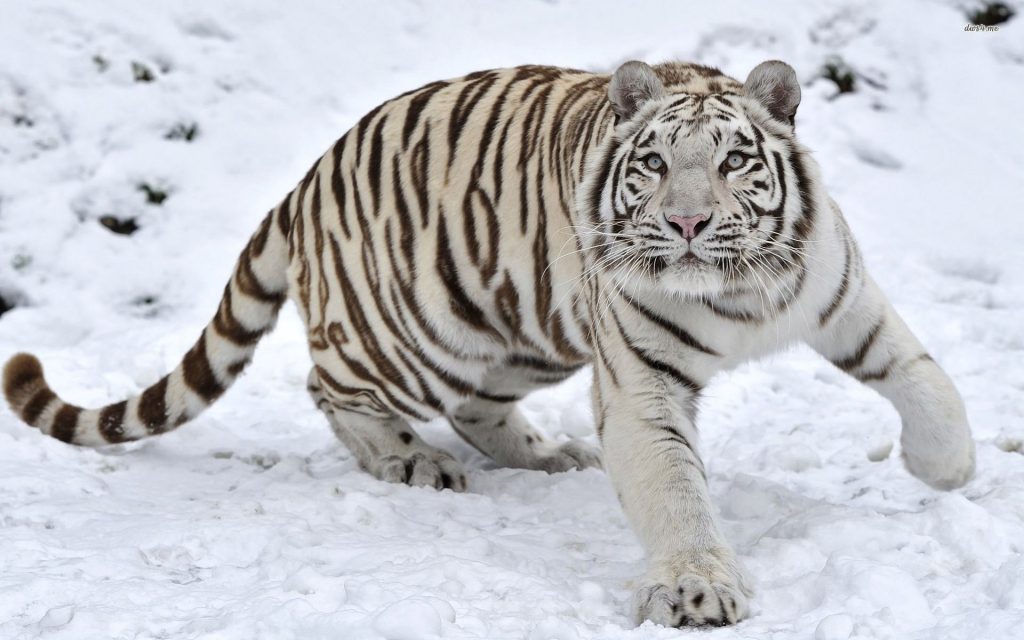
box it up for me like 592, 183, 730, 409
901, 422, 976, 490
535, 439, 602, 473
635, 550, 751, 628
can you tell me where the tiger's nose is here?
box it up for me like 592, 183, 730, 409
666, 213, 710, 241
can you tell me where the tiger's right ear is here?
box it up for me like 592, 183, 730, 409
608, 61, 665, 121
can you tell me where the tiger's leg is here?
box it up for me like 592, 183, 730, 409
449, 394, 601, 472
809, 274, 975, 489
591, 310, 750, 627
599, 389, 751, 626
306, 369, 467, 492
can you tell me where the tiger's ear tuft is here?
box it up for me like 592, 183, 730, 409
744, 60, 801, 126
608, 61, 665, 121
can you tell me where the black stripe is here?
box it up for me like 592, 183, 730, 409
334, 353, 429, 422
518, 157, 531, 234
448, 72, 499, 170
476, 187, 501, 285
401, 81, 446, 148
367, 114, 388, 216
857, 357, 896, 382
461, 187, 481, 267
182, 332, 225, 402
137, 375, 170, 434
410, 124, 432, 227
703, 299, 762, 323
533, 157, 552, 326
435, 219, 504, 342
492, 117, 513, 206
517, 84, 552, 169
653, 424, 694, 450
818, 237, 852, 326
276, 190, 292, 236
330, 136, 352, 239
212, 286, 264, 345
624, 296, 719, 356
99, 400, 129, 443
613, 311, 701, 393
594, 382, 606, 438
226, 358, 250, 377
51, 404, 80, 443
249, 211, 273, 257
235, 252, 286, 306
504, 354, 584, 374
390, 163, 415, 273
609, 152, 629, 221
394, 349, 445, 412
350, 168, 374, 241
354, 102, 386, 166
22, 387, 56, 425
475, 391, 520, 403
833, 319, 884, 373
315, 365, 389, 416
591, 328, 620, 388
578, 102, 611, 178
788, 144, 816, 245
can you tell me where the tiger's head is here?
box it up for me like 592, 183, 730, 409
580, 60, 816, 299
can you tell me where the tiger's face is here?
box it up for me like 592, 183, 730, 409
583, 60, 807, 299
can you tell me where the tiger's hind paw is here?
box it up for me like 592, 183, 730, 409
372, 449, 468, 492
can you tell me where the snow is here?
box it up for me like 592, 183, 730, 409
1, 1, 1023, 638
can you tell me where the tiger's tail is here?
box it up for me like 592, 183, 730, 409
3, 202, 293, 446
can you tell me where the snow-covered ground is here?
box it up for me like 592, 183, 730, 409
2, 1, 1023, 638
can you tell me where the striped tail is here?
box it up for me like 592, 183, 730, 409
2, 204, 292, 446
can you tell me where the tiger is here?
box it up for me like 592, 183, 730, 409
2, 59, 976, 628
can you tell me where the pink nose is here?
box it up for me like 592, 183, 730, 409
667, 213, 709, 241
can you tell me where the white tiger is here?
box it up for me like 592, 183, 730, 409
3, 59, 975, 627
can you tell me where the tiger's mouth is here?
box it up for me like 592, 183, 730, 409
676, 251, 710, 268
656, 249, 729, 297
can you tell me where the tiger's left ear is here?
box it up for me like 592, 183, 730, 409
744, 60, 801, 127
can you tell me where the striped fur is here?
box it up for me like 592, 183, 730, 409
3, 60, 975, 629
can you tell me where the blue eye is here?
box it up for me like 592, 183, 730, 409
643, 153, 665, 172
725, 152, 746, 171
